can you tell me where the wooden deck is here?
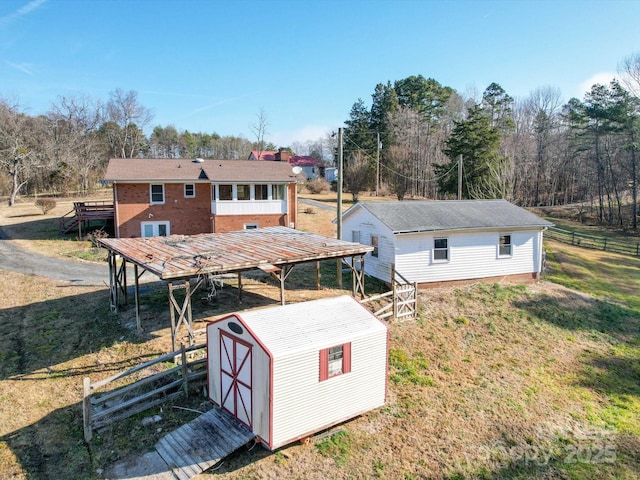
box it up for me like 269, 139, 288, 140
60, 201, 114, 235
155, 407, 256, 480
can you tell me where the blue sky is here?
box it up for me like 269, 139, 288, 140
1, 0, 639, 148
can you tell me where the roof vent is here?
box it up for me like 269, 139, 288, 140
193, 158, 204, 163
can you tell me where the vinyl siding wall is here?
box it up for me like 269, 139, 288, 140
342, 208, 396, 284
394, 229, 541, 283
270, 330, 387, 449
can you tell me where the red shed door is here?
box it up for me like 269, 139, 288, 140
220, 331, 253, 428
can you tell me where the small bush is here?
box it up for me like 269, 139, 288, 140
306, 178, 330, 194
86, 229, 109, 247
35, 197, 56, 214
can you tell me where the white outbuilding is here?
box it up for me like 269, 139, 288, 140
206, 295, 388, 450
342, 199, 553, 286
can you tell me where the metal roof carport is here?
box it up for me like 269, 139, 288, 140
98, 226, 373, 350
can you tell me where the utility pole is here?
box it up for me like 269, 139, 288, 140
336, 127, 344, 288
375, 131, 381, 197
458, 154, 463, 200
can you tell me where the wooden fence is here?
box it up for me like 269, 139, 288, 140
361, 267, 418, 321
82, 343, 207, 442
546, 226, 640, 257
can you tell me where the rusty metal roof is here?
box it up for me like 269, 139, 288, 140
103, 158, 301, 183
98, 226, 373, 280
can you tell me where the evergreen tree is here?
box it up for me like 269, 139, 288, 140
437, 105, 510, 199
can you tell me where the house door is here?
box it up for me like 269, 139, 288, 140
220, 331, 252, 428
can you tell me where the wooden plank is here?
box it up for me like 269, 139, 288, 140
155, 408, 256, 479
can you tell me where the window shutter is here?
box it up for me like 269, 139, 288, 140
343, 342, 352, 374
319, 348, 329, 381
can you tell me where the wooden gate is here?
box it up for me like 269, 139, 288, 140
362, 267, 417, 321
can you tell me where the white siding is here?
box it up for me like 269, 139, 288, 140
394, 229, 541, 283
342, 206, 396, 283
270, 331, 387, 449
212, 200, 286, 215
207, 296, 388, 450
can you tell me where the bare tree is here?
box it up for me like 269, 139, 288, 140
46, 96, 105, 195
619, 52, 640, 98
343, 151, 372, 202
249, 108, 269, 158
0, 100, 43, 205
103, 89, 152, 158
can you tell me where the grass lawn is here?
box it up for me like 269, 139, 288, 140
0, 196, 638, 479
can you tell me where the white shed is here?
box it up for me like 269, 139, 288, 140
206, 295, 388, 450
342, 200, 553, 286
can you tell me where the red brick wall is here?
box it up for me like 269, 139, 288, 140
114, 183, 212, 238
113, 181, 299, 237
213, 214, 287, 233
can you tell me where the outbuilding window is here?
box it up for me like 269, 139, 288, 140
371, 235, 379, 257
434, 237, 449, 262
150, 184, 165, 204
499, 234, 513, 257
319, 343, 351, 381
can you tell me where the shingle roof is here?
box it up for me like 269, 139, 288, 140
103, 158, 301, 183
346, 200, 553, 233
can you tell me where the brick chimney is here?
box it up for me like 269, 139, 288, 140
275, 148, 291, 162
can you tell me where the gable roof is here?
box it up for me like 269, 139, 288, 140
249, 151, 324, 167
225, 295, 386, 357
344, 200, 553, 234
103, 158, 302, 183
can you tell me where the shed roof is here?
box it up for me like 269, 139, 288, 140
103, 158, 301, 183
344, 200, 553, 234
98, 226, 373, 280
225, 295, 386, 357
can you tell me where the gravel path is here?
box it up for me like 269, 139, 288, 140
0, 226, 110, 286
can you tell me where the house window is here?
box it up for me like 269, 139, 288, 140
218, 184, 232, 200
150, 184, 164, 204
272, 184, 285, 200
319, 343, 351, 381
499, 234, 513, 257
184, 184, 195, 198
141, 221, 170, 237
371, 235, 379, 257
352, 230, 360, 243
237, 184, 250, 201
244, 223, 259, 230
434, 238, 449, 261
255, 184, 268, 200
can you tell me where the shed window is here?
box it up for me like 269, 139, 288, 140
352, 230, 360, 243
499, 234, 513, 257
218, 184, 232, 200
319, 343, 351, 381
371, 235, 379, 257
184, 184, 195, 198
150, 184, 164, 204
434, 238, 449, 261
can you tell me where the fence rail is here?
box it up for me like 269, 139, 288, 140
546, 226, 640, 257
82, 343, 207, 442
361, 266, 418, 321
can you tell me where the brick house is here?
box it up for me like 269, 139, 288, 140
249, 148, 325, 180
102, 158, 300, 238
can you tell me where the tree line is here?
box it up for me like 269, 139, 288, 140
342, 53, 640, 229
0, 89, 308, 206
3, 53, 640, 230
